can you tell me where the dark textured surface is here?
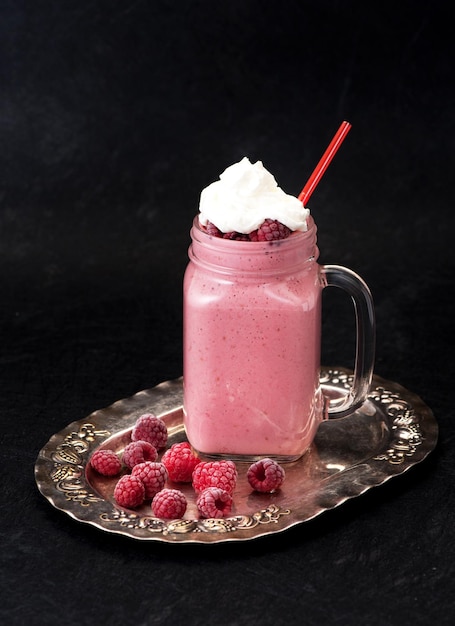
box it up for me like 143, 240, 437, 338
1, 1, 454, 624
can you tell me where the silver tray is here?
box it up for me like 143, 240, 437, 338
35, 367, 438, 544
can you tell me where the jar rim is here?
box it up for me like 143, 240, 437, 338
189, 215, 318, 275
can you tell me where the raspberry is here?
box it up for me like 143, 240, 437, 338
161, 442, 201, 483
204, 219, 291, 242
131, 413, 168, 449
122, 440, 158, 469
205, 221, 222, 237
222, 231, 250, 241
249, 219, 291, 242
131, 461, 168, 499
89, 449, 122, 477
114, 474, 145, 508
197, 487, 233, 518
247, 458, 285, 493
192, 460, 237, 495
204, 221, 250, 241
151, 489, 187, 519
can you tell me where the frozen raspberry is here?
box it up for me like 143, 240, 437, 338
247, 458, 285, 493
205, 221, 222, 237
197, 487, 233, 518
89, 449, 122, 477
161, 442, 201, 483
131, 413, 168, 449
222, 231, 250, 241
114, 474, 145, 508
249, 219, 291, 242
131, 461, 168, 499
122, 440, 158, 469
192, 460, 237, 495
151, 489, 187, 519
204, 221, 249, 240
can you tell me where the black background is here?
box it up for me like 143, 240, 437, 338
1, 1, 454, 624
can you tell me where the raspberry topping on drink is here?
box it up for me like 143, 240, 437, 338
161, 442, 201, 483
152, 489, 188, 519
122, 440, 158, 469
205, 219, 291, 241
192, 460, 237, 495
89, 449, 122, 477
131, 413, 168, 450
198, 157, 309, 237
131, 461, 168, 499
114, 475, 145, 508
196, 487, 233, 519
250, 219, 292, 241
247, 458, 285, 493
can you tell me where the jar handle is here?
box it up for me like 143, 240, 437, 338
321, 265, 376, 417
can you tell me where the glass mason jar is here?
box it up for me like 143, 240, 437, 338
183, 216, 375, 462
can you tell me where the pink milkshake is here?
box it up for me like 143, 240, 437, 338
184, 216, 324, 460
183, 157, 375, 462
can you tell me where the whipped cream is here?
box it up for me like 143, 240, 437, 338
199, 157, 310, 234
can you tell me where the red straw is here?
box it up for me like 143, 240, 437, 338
298, 121, 352, 205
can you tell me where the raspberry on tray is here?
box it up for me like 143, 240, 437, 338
131, 413, 168, 450
247, 458, 285, 493
113, 475, 145, 508
89, 449, 122, 477
152, 489, 187, 520
122, 440, 158, 469
196, 487, 233, 519
161, 442, 201, 483
192, 460, 237, 495
131, 461, 168, 499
